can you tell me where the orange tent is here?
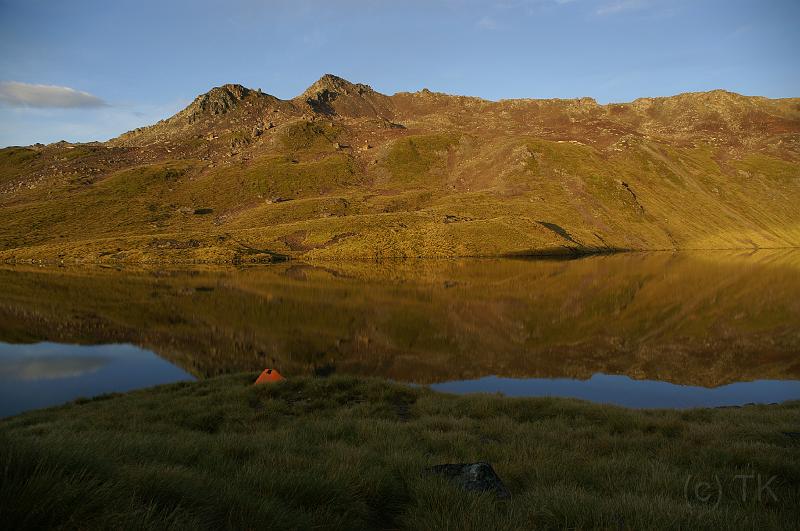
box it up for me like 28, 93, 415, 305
254, 368, 284, 384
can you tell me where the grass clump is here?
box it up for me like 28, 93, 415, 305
280, 121, 341, 154
1, 375, 799, 529
524, 138, 606, 177
60, 145, 100, 161
733, 154, 799, 182
98, 162, 192, 196
0, 146, 39, 167
0, 147, 41, 185
384, 134, 458, 185
246, 154, 358, 199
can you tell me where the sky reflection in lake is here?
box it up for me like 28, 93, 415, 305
430, 374, 800, 409
0, 342, 194, 417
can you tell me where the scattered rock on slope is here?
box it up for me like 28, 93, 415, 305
425, 462, 511, 499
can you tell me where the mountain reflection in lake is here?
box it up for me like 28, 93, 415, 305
1, 250, 799, 412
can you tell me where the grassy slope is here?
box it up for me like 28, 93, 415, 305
1, 375, 799, 529
4, 140, 795, 262
1, 90, 799, 263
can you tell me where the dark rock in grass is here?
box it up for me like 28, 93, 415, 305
425, 462, 510, 499
194, 207, 213, 215
443, 214, 473, 224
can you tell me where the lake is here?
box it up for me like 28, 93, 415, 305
2, 250, 799, 416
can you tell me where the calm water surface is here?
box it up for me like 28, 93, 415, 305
0, 342, 193, 417
1, 250, 799, 415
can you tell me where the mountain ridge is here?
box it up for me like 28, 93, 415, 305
111, 75, 800, 148
1, 74, 798, 263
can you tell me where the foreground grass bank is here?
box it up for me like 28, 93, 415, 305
1, 375, 799, 529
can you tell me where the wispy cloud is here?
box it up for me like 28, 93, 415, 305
491, 0, 577, 7
0, 97, 188, 147
0, 356, 109, 381
477, 16, 499, 29
0, 81, 108, 108
595, 0, 647, 16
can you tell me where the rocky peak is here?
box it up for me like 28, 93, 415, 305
110, 82, 291, 147
183, 84, 254, 122
300, 74, 375, 100
296, 74, 390, 117
631, 89, 747, 109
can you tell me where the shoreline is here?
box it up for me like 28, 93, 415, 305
2, 374, 799, 528
3, 245, 800, 266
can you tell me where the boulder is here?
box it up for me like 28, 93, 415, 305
425, 462, 510, 499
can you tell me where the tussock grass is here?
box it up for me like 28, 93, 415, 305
384, 134, 458, 185
248, 154, 358, 199
734, 154, 799, 182
2, 375, 798, 529
0, 120, 800, 263
280, 121, 342, 154
2, 128, 799, 262
0, 147, 41, 185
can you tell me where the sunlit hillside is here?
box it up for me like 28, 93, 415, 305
2, 76, 799, 263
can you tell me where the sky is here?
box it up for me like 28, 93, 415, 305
0, 0, 798, 147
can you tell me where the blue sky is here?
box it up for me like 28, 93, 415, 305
0, 0, 797, 147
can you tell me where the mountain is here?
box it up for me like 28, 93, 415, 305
1, 74, 799, 263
